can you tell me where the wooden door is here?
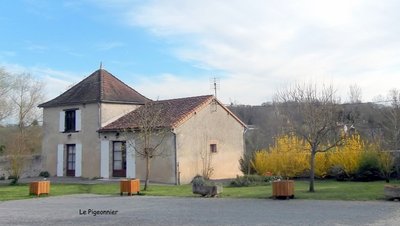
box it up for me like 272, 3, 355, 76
66, 144, 76, 176
113, 141, 126, 177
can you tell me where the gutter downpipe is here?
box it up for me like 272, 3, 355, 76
98, 102, 102, 138
172, 130, 180, 185
243, 125, 249, 175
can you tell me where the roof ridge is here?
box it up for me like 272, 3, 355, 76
100, 69, 151, 102
39, 68, 150, 108
99, 69, 104, 100
156, 95, 213, 103
65, 70, 99, 95
38, 70, 100, 107
99, 94, 215, 131
170, 95, 214, 128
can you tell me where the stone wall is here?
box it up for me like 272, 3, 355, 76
0, 155, 43, 178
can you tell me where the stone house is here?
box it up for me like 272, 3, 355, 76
39, 69, 246, 184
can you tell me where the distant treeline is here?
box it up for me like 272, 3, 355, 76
228, 101, 399, 152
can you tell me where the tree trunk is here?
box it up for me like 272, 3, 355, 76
144, 155, 150, 191
247, 159, 251, 176
309, 150, 316, 192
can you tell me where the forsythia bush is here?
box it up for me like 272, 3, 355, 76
251, 134, 309, 178
378, 151, 394, 181
314, 152, 330, 178
251, 151, 270, 176
251, 133, 394, 180
329, 134, 394, 180
329, 134, 365, 178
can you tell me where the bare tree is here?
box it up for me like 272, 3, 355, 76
0, 68, 14, 122
229, 104, 285, 175
379, 89, 400, 178
348, 84, 362, 104
123, 101, 169, 190
199, 133, 214, 179
240, 128, 267, 175
6, 132, 29, 184
6, 73, 44, 184
11, 73, 44, 130
381, 89, 400, 150
274, 83, 344, 192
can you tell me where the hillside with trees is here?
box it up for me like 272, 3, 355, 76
229, 87, 400, 183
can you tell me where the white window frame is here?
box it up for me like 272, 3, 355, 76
59, 109, 81, 132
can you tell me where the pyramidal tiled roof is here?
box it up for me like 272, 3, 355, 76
39, 69, 150, 107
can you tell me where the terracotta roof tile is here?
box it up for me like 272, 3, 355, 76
100, 95, 214, 131
39, 69, 149, 108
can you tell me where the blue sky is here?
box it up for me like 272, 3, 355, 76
1, 0, 400, 105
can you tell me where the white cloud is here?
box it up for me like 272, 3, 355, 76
132, 73, 212, 101
95, 0, 400, 104
131, 72, 283, 105
0, 62, 84, 101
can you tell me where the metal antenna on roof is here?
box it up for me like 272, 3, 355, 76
100, 61, 103, 69
210, 77, 220, 98
210, 77, 220, 112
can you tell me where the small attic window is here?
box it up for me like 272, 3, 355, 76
210, 144, 217, 153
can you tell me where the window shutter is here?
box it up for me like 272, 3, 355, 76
100, 140, 110, 178
75, 109, 81, 131
75, 143, 82, 177
57, 144, 64, 176
126, 140, 136, 179
59, 111, 65, 132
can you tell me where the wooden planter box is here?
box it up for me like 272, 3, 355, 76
272, 180, 294, 199
29, 181, 50, 196
120, 179, 140, 196
384, 185, 400, 201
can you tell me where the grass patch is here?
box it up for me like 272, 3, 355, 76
294, 180, 400, 200
137, 184, 194, 197
0, 184, 91, 201
0, 179, 399, 201
0, 184, 34, 201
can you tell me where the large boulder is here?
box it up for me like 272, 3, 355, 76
191, 175, 222, 197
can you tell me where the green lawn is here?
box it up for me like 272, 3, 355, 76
290, 180, 400, 200
0, 180, 399, 201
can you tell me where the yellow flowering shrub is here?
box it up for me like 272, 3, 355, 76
251, 133, 390, 180
314, 152, 330, 178
329, 134, 365, 177
251, 134, 309, 178
378, 150, 394, 181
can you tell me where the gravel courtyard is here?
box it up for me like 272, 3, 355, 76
0, 194, 399, 226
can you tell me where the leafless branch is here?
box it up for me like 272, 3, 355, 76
122, 101, 170, 190
274, 82, 343, 192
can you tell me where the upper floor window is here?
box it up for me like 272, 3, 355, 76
65, 110, 76, 132
59, 109, 81, 132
